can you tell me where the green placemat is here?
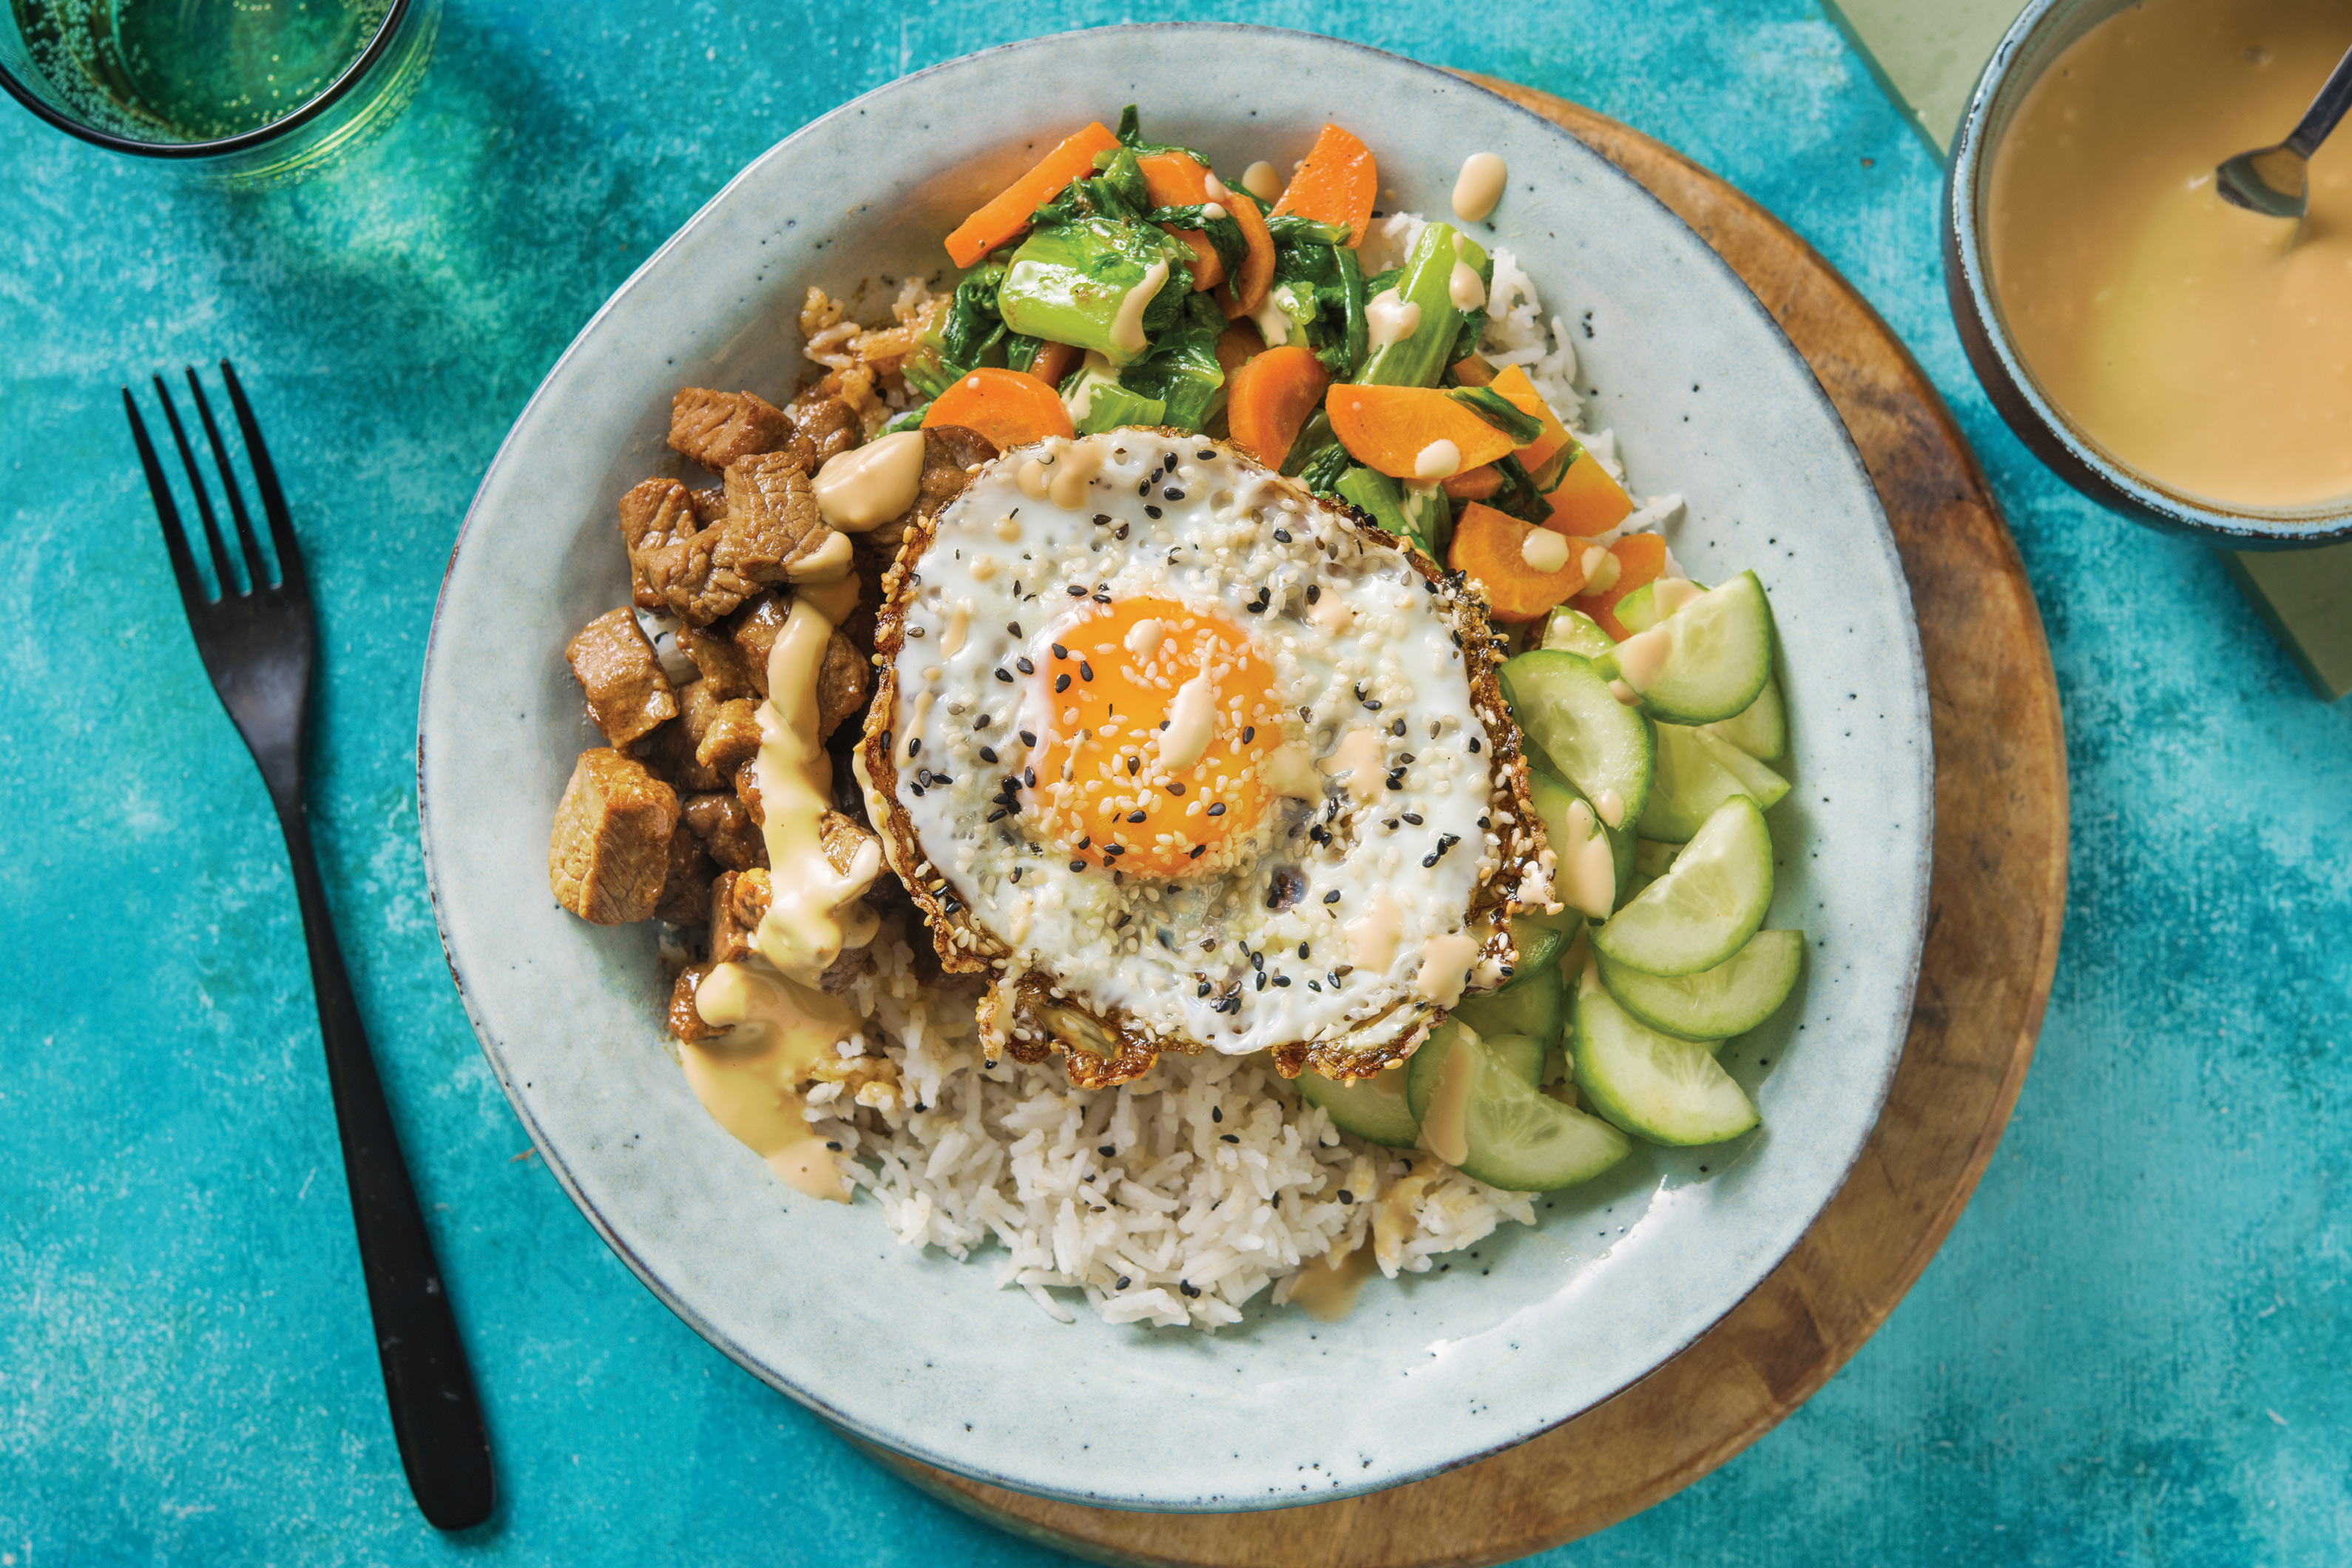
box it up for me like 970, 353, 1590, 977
1825, 0, 2351, 700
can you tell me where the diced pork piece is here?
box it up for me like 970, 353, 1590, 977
655, 824, 715, 927
669, 388, 800, 470
734, 757, 763, 825
618, 479, 697, 612
729, 591, 791, 697
683, 791, 766, 871
636, 452, 839, 626
817, 629, 869, 740
669, 962, 724, 1042
865, 426, 998, 552
548, 748, 679, 925
695, 697, 763, 777
680, 625, 759, 701
709, 869, 763, 964
786, 391, 861, 467
820, 809, 877, 879
565, 609, 677, 748
686, 486, 728, 527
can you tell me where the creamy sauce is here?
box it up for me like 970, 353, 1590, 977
1614, 622, 1674, 694
1288, 1241, 1378, 1322
1155, 669, 1219, 770
797, 573, 861, 626
1520, 528, 1571, 573
1593, 787, 1626, 831
1448, 260, 1487, 312
1555, 797, 1617, 919
1251, 286, 1297, 348
939, 599, 973, 658
1240, 160, 1285, 203
1365, 288, 1422, 351
1262, 743, 1324, 800
683, 965, 858, 1200
1308, 591, 1355, 635
1413, 932, 1480, 1007
1580, 546, 1621, 595
812, 429, 925, 530
1654, 576, 1706, 618
1608, 678, 1640, 706
1372, 1157, 1438, 1273
1452, 152, 1508, 223
1205, 170, 1234, 202
1109, 259, 1172, 359
1322, 725, 1390, 801
784, 530, 853, 583
1345, 890, 1405, 972
749, 598, 882, 981
1419, 1030, 1478, 1166
1049, 437, 1107, 510
1413, 439, 1462, 479
1016, 459, 1051, 501
1988, 0, 2352, 508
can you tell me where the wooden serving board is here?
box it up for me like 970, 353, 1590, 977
870, 80, 2069, 1567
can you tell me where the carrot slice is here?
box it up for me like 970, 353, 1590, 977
1220, 190, 1277, 317
1569, 533, 1666, 640
1447, 504, 1591, 623
1138, 151, 1226, 292
1450, 354, 1497, 388
945, 123, 1119, 269
1226, 346, 1330, 469
1215, 320, 1265, 379
922, 368, 1075, 450
1325, 385, 1516, 479
1487, 364, 1575, 473
1542, 448, 1637, 538
1027, 340, 1079, 391
1271, 124, 1378, 246
1442, 465, 1502, 501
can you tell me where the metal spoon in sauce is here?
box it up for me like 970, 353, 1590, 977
2215, 42, 2352, 219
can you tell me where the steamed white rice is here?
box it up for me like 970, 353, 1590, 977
786, 216, 1672, 1329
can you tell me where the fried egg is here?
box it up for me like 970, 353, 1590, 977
857, 430, 1550, 1079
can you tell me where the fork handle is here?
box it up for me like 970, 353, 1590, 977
273, 791, 496, 1530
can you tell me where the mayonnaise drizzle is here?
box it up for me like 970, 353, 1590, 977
1414, 932, 1479, 1008
1365, 288, 1422, 352
1452, 152, 1507, 222
1345, 891, 1404, 973
1419, 1031, 1478, 1166
1413, 440, 1461, 480
1322, 726, 1390, 802
1521, 528, 1570, 574
811, 429, 925, 531
1155, 669, 1219, 770
1240, 160, 1283, 203
1110, 259, 1171, 359
682, 966, 858, 1200
1556, 797, 1616, 919
1448, 260, 1487, 312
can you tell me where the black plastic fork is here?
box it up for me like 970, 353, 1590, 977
124, 363, 494, 1531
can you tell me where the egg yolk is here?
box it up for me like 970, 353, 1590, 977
1030, 597, 1281, 879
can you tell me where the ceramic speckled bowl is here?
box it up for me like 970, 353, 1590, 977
419, 25, 1931, 1512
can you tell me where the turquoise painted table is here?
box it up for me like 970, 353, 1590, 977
3, 4, 2345, 1563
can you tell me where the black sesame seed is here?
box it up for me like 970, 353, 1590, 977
1422, 851, 1440, 868
1010, 866, 1022, 882
1222, 1131, 1242, 1143
1094, 592, 1111, 604
1189, 845, 1207, 859
1254, 973, 1268, 991
1196, 449, 1215, 460
1166, 780, 1184, 794
1328, 971, 1342, 987
1468, 736, 1481, 751
1197, 981, 1212, 996
973, 714, 993, 729
931, 772, 953, 785
1180, 1280, 1202, 1297
1364, 698, 1383, 711
1024, 767, 1037, 786
1337, 1189, 1355, 1204
1297, 942, 1310, 959
1075, 836, 1090, 849
987, 808, 1007, 822
995, 667, 1014, 683
1164, 487, 1184, 501
1093, 513, 1112, 526
1251, 951, 1264, 970
1080, 661, 1095, 680
1104, 845, 1124, 857
1240, 726, 1255, 743
1127, 810, 1148, 823
1020, 729, 1038, 746
1138, 479, 1153, 496
1055, 673, 1071, 692
1117, 1274, 1132, 1288
1305, 584, 1321, 604
1145, 504, 1163, 519
1274, 975, 1292, 987
1399, 752, 1416, 764
1127, 756, 1140, 775
1207, 802, 1226, 817
907, 737, 922, 757
1404, 812, 1423, 825
1067, 583, 1087, 596
1016, 656, 1035, 674
1391, 718, 1407, 736
1385, 771, 1405, 791
1308, 980, 1321, 991
1051, 643, 1068, 660
1115, 523, 1129, 539
979, 746, 998, 764
909, 783, 925, 797
1322, 890, 1342, 905
1212, 1105, 1224, 1122
1272, 528, 1291, 543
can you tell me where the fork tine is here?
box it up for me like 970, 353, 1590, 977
124, 387, 212, 614
185, 368, 274, 593
152, 373, 241, 598
219, 359, 304, 590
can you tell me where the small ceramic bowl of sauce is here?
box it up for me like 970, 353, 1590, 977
1946, 0, 2352, 548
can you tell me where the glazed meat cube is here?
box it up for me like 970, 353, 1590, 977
680, 624, 760, 701
654, 824, 715, 927
565, 608, 677, 747
636, 453, 841, 626
618, 479, 696, 612
695, 697, 763, 777
683, 791, 766, 871
686, 486, 728, 526
669, 388, 798, 470
709, 869, 763, 964
862, 425, 997, 552
817, 629, 870, 740
668, 962, 723, 1042
548, 748, 679, 925
819, 809, 876, 878
729, 591, 791, 697
785, 391, 861, 467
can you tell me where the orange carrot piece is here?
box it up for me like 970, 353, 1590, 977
1271, 124, 1378, 246
1027, 340, 1079, 391
1226, 346, 1330, 470
1488, 364, 1575, 473
1442, 465, 1503, 501
1450, 354, 1497, 388
1220, 191, 1277, 317
945, 123, 1119, 269
1569, 533, 1666, 640
1447, 504, 1591, 623
1215, 320, 1265, 379
923, 368, 1075, 450
1137, 151, 1226, 292
1542, 447, 1637, 538
1325, 385, 1516, 479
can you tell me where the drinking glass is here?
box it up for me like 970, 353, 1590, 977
0, 0, 439, 185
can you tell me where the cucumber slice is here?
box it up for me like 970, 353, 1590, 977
1598, 929, 1805, 1040
1633, 839, 1680, 878
1486, 1032, 1546, 1088
1505, 910, 1575, 989
1638, 724, 1791, 843
1298, 1062, 1419, 1148
1574, 967, 1760, 1146
1541, 606, 1615, 659
1499, 650, 1655, 829
1410, 1022, 1633, 1190
1413, 1026, 1544, 1115
1452, 962, 1567, 1050
1701, 677, 1787, 764
1525, 768, 1618, 921
1594, 571, 1774, 726
1592, 795, 1774, 976
1615, 576, 1709, 638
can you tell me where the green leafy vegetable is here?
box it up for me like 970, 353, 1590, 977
905, 263, 1010, 399
1115, 292, 1228, 431
1266, 214, 1351, 247
1450, 385, 1547, 445
998, 217, 1192, 367
1358, 223, 1491, 389
1146, 204, 1249, 277
1297, 442, 1353, 497
1279, 410, 1339, 477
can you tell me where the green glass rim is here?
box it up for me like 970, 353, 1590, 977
0, 0, 414, 160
